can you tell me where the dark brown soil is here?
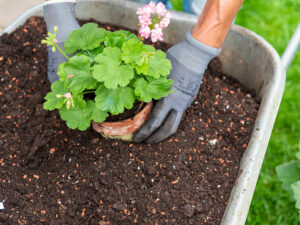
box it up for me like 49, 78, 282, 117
0, 17, 259, 225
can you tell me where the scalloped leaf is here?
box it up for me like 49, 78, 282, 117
44, 81, 69, 110
64, 23, 108, 54
148, 50, 172, 78
91, 105, 108, 123
76, 45, 105, 61
276, 160, 300, 191
133, 77, 174, 102
114, 30, 138, 41
291, 181, 300, 211
121, 39, 146, 66
104, 30, 138, 49
57, 62, 68, 81
62, 55, 97, 93
95, 85, 135, 115
93, 47, 134, 89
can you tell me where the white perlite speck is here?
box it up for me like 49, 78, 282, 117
209, 139, 217, 146
0, 202, 4, 210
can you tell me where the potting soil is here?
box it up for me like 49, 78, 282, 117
0, 17, 259, 225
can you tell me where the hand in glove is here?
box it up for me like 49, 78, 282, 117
44, 0, 80, 83
133, 32, 220, 143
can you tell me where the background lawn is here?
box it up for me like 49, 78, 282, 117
236, 0, 300, 224
171, 0, 300, 224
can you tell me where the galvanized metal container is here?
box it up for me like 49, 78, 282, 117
0, 1, 286, 224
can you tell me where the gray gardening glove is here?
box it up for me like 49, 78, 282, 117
44, 0, 80, 84
134, 32, 221, 143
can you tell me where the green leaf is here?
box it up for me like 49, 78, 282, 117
276, 160, 300, 191
62, 55, 97, 92
134, 77, 174, 102
59, 100, 107, 130
105, 33, 126, 49
57, 62, 68, 81
91, 105, 108, 123
104, 30, 137, 49
64, 23, 108, 54
44, 81, 69, 110
170, 0, 183, 11
144, 44, 156, 52
77, 45, 104, 61
121, 39, 146, 65
291, 181, 300, 211
93, 47, 134, 89
135, 62, 150, 75
148, 50, 172, 78
131, 46, 171, 77
59, 101, 94, 131
95, 85, 135, 115
114, 30, 138, 41
296, 152, 300, 161
72, 94, 86, 109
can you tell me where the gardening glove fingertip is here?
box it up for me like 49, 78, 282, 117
133, 101, 170, 143
145, 111, 182, 144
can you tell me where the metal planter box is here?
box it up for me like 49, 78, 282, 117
1, 0, 285, 224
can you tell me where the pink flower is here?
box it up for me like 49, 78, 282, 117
139, 25, 151, 39
64, 93, 72, 99
148, 1, 156, 14
156, 2, 167, 17
159, 12, 172, 28
137, 2, 172, 43
136, 7, 144, 15
137, 2, 156, 16
138, 14, 152, 27
151, 27, 163, 42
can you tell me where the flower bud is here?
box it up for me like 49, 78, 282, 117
56, 94, 63, 98
66, 100, 71, 109
64, 93, 72, 99
67, 74, 74, 79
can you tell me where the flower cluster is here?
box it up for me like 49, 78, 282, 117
41, 26, 58, 52
56, 92, 74, 109
137, 1, 172, 42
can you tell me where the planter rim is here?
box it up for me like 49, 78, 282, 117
92, 101, 153, 140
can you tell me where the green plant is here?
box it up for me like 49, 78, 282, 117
276, 149, 300, 214
42, 23, 173, 131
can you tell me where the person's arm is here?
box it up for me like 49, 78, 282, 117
133, 0, 243, 143
192, 0, 244, 48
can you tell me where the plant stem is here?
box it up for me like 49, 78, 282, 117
54, 43, 70, 60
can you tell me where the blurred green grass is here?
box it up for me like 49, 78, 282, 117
236, 0, 300, 224
170, 0, 300, 224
